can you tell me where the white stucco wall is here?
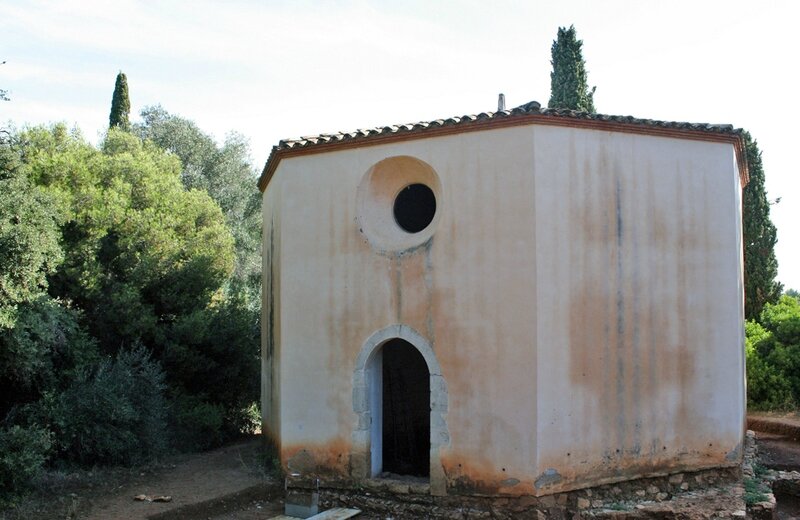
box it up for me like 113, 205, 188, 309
260, 122, 745, 496
531, 128, 745, 492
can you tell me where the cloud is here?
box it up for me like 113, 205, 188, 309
2, 62, 109, 89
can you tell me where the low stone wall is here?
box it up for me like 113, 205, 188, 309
298, 467, 741, 519
743, 429, 777, 520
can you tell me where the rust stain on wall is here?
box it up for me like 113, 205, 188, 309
283, 437, 353, 476
562, 142, 724, 489
440, 451, 536, 496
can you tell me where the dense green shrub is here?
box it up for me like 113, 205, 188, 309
170, 393, 225, 452
0, 298, 99, 422
38, 345, 168, 465
0, 299, 96, 384
0, 424, 52, 497
746, 321, 794, 410
747, 295, 800, 410
165, 294, 259, 431
163, 292, 259, 450
760, 294, 800, 346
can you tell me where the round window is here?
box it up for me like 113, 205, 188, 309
393, 183, 436, 233
356, 156, 442, 253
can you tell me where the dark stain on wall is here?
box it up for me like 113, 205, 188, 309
266, 218, 275, 361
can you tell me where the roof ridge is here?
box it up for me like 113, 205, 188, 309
260, 101, 748, 192
274, 102, 740, 151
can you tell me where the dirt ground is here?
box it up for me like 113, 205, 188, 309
8, 423, 800, 519
1, 435, 284, 520
83, 438, 282, 520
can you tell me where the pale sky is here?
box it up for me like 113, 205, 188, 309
2, 0, 798, 290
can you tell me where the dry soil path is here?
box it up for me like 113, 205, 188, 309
81, 438, 281, 520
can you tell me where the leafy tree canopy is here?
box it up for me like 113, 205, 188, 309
0, 136, 63, 329
135, 106, 261, 295
18, 124, 235, 349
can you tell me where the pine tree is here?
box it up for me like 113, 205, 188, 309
109, 72, 131, 130
548, 25, 596, 112
742, 131, 782, 320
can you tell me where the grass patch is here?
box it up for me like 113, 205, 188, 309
744, 476, 770, 505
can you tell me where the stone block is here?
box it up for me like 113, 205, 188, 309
431, 412, 448, 431
352, 369, 365, 387
432, 428, 450, 445
356, 412, 370, 430
351, 429, 369, 446
352, 387, 367, 412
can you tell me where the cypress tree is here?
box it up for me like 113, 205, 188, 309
742, 131, 782, 320
109, 72, 131, 130
548, 25, 596, 112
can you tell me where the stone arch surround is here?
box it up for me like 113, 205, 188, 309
351, 324, 449, 495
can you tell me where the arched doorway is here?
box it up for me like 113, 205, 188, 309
381, 338, 430, 477
364, 337, 431, 478
352, 325, 448, 490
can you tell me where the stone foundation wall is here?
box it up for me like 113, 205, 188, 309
302, 467, 741, 519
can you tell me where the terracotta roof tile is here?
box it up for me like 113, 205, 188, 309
260, 101, 746, 191
272, 101, 739, 152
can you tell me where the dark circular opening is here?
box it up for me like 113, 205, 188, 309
393, 183, 436, 233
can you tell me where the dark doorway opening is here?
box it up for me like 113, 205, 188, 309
381, 338, 430, 477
